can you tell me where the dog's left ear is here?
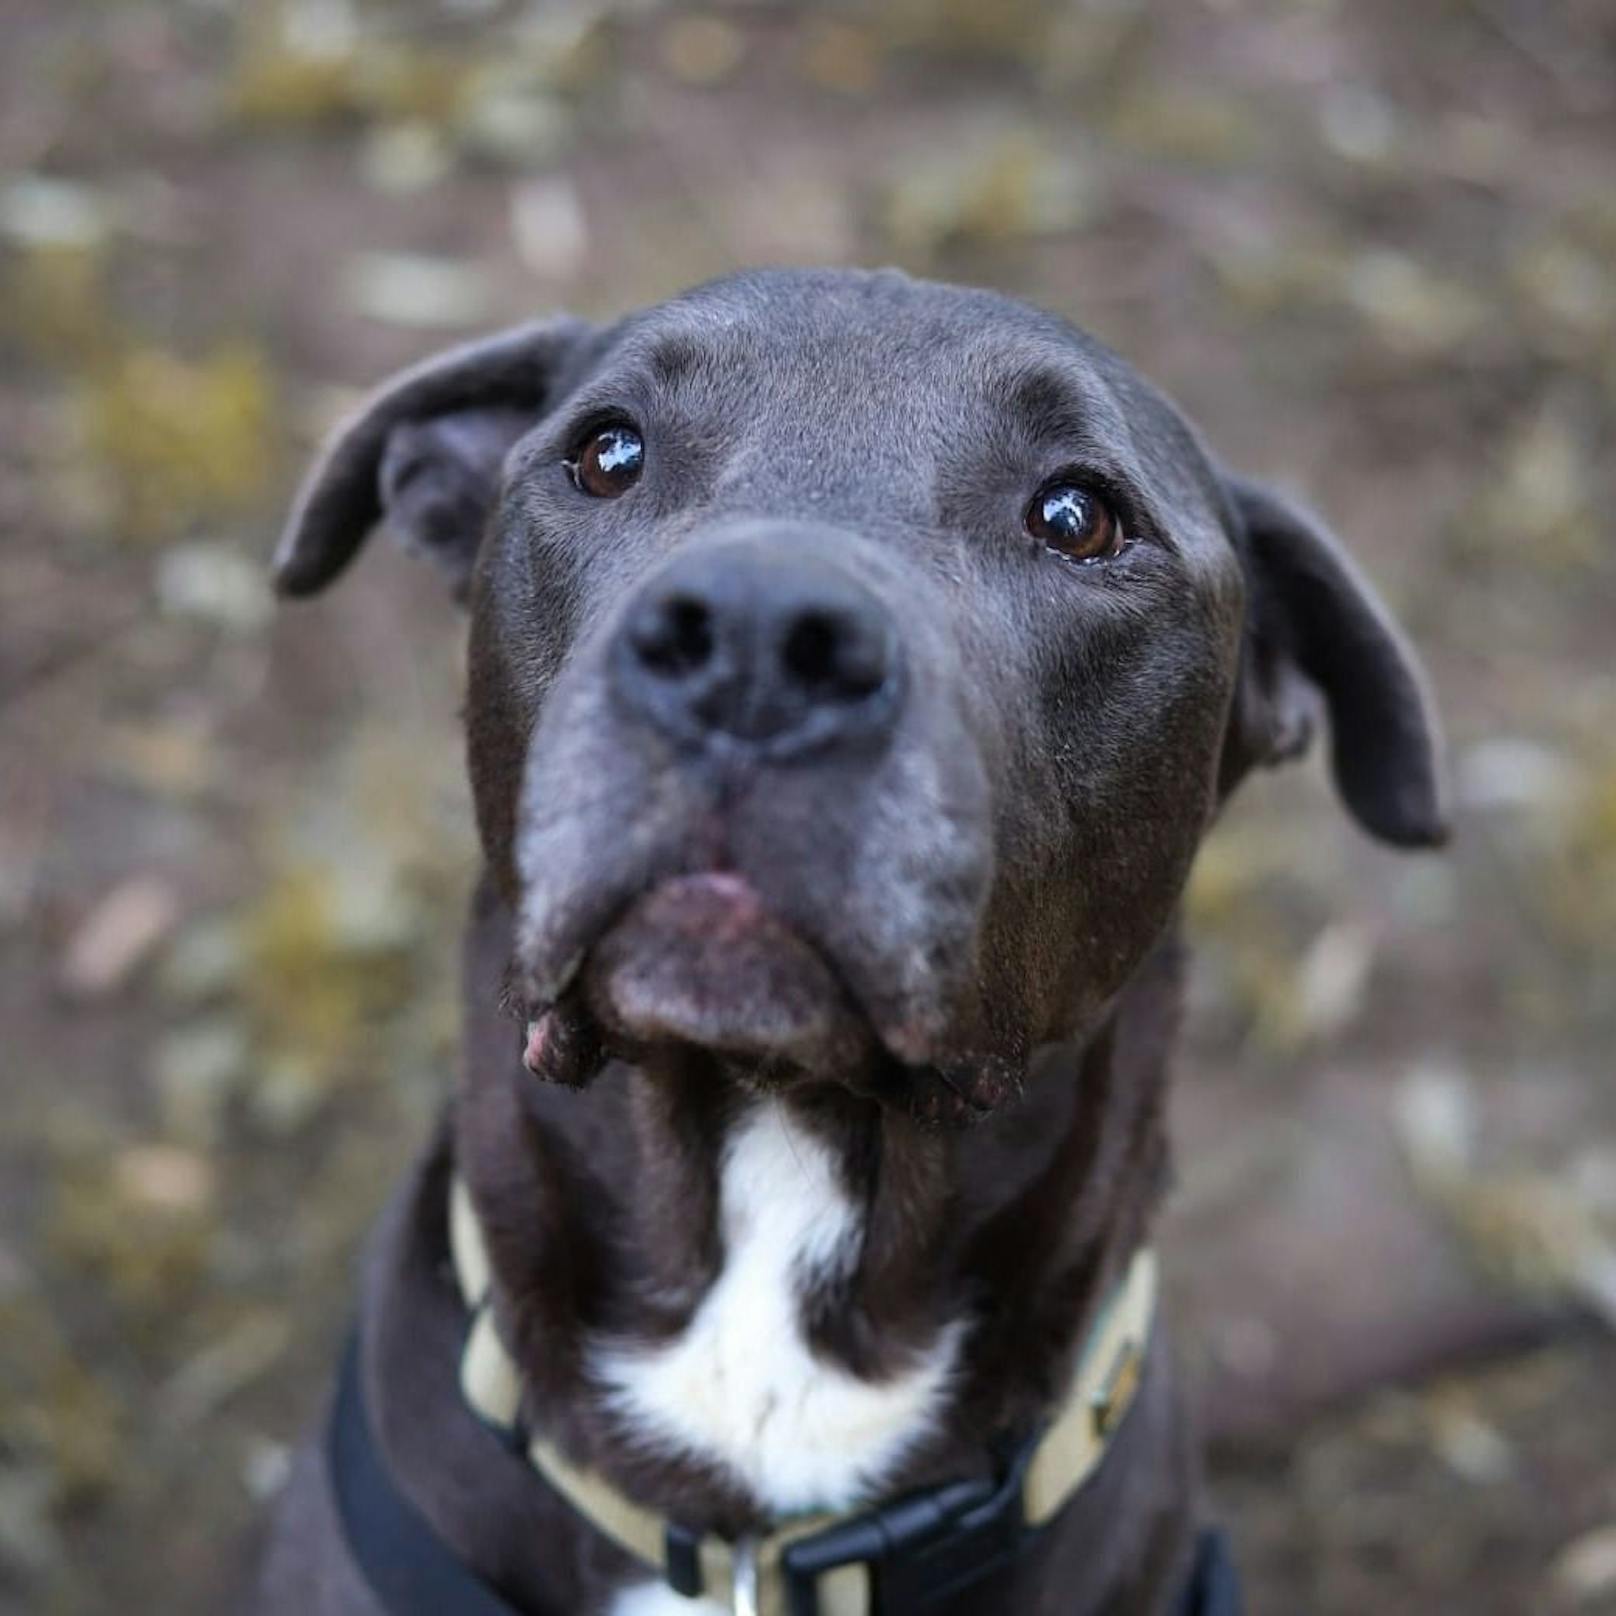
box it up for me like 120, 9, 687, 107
273, 315, 596, 601
1220, 472, 1449, 848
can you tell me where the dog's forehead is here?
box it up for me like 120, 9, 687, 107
648, 266, 1076, 350
528, 268, 1237, 587
577, 271, 1224, 523
608, 269, 1130, 435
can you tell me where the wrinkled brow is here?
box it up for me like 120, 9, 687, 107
1002, 363, 1130, 453
645, 335, 705, 388
586, 326, 711, 393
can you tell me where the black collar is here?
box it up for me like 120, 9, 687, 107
327, 1326, 1242, 1616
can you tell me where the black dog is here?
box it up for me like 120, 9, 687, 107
252, 268, 1445, 1616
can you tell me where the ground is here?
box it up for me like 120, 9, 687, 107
2, 2, 1615, 1612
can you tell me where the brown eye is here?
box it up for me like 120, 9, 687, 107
1026, 481, 1124, 562
569, 424, 644, 497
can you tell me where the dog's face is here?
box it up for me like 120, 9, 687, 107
278, 269, 1445, 1123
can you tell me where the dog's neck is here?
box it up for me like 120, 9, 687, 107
453, 876, 1191, 1602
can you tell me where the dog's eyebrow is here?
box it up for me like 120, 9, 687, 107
992, 360, 1180, 550
645, 335, 704, 388
1003, 363, 1129, 452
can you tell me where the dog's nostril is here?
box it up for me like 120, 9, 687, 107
782, 612, 837, 688
633, 595, 713, 678
668, 599, 713, 670
782, 610, 886, 702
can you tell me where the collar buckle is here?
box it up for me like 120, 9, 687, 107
730, 1534, 761, 1616
778, 1434, 1037, 1616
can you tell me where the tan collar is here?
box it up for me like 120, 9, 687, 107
448, 1175, 1157, 1616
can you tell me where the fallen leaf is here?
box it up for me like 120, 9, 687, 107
60, 876, 180, 998
1554, 1525, 1616, 1606
509, 177, 589, 281
344, 252, 493, 330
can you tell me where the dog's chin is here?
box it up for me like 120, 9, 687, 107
580, 873, 880, 1078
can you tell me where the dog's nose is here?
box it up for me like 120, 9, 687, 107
612, 540, 903, 758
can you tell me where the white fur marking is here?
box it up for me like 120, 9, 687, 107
608, 1580, 724, 1616
594, 1101, 962, 1521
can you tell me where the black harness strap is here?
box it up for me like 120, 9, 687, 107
328, 1331, 521, 1616
329, 1325, 1242, 1616
1177, 1527, 1243, 1616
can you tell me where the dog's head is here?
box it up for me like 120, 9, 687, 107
277, 269, 1445, 1124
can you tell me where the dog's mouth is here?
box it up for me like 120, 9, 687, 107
514, 870, 880, 1086
512, 870, 1012, 1122
582, 871, 878, 1073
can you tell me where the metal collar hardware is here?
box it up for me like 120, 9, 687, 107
731, 1536, 761, 1616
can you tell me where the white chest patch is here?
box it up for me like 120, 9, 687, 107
593, 1101, 962, 1530
607, 1579, 725, 1616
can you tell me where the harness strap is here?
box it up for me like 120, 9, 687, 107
328, 1330, 520, 1616
1178, 1527, 1244, 1616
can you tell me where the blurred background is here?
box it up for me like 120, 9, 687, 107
2, 1, 1614, 1611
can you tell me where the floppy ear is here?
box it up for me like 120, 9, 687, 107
1220, 472, 1449, 848
274, 315, 595, 600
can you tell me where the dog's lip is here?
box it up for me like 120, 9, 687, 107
519, 867, 816, 1009
513, 872, 1012, 1121
652, 869, 761, 913
578, 870, 879, 1070
515, 863, 955, 1076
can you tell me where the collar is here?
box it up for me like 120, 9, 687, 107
329, 1321, 1240, 1616
442, 1174, 1159, 1616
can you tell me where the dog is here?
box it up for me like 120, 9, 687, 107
251, 267, 1446, 1616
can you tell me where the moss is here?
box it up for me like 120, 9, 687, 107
1106, 87, 1263, 167
1338, 249, 1486, 356
0, 245, 117, 366
239, 864, 416, 1070
227, 47, 362, 128
0, 1299, 127, 1507
884, 130, 1092, 255
1208, 232, 1348, 320
879, 0, 1057, 64
75, 340, 276, 543
1533, 761, 1616, 959
30, 1356, 128, 1506
225, 9, 535, 134
46, 1144, 216, 1326
1186, 823, 1358, 1054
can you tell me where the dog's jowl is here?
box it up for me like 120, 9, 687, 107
254, 269, 1446, 1616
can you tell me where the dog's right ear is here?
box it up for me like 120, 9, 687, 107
273, 315, 595, 601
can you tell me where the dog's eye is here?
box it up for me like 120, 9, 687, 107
1026, 482, 1124, 562
569, 424, 644, 498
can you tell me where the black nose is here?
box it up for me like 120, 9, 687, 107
612, 540, 903, 759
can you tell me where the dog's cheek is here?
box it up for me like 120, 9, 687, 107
465, 647, 533, 902
996, 637, 1228, 1042
464, 522, 589, 897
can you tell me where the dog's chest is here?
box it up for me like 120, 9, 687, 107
594, 1102, 960, 1610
